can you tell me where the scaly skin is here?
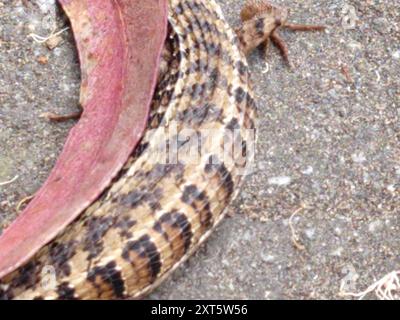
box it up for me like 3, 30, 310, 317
0, 0, 324, 299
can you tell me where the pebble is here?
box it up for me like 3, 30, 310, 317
37, 55, 48, 64
301, 166, 314, 175
368, 220, 383, 233
268, 176, 292, 186
304, 227, 316, 240
261, 252, 275, 264
37, 0, 57, 14
387, 185, 396, 193
352, 152, 367, 163
46, 35, 63, 50
333, 227, 342, 236
330, 247, 344, 257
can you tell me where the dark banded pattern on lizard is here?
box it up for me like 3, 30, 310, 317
0, 0, 325, 299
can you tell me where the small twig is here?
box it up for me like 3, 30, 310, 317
16, 195, 35, 212
341, 65, 353, 83
340, 271, 400, 300
40, 110, 82, 122
28, 27, 69, 44
283, 24, 326, 32
289, 207, 306, 251
0, 175, 19, 187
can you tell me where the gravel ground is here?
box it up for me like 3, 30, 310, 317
0, 0, 399, 300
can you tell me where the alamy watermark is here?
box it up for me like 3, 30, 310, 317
133, 121, 257, 177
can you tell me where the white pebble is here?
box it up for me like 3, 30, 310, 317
334, 227, 342, 236
330, 247, 344, 257
368, 220, 383, 233
305, 228, 316, 240
261, 252, 275, 263
268, 176, 292, 186
387, 185, 396, 192
37, 0, 56, 13
352, 152, 367, 163
301, 166, 314, 175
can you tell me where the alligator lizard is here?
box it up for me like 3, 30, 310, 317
0, 0, 324, 299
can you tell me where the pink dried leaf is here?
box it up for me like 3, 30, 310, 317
0, 0, 168, 278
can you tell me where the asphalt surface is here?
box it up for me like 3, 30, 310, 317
0, 0, 399, 299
